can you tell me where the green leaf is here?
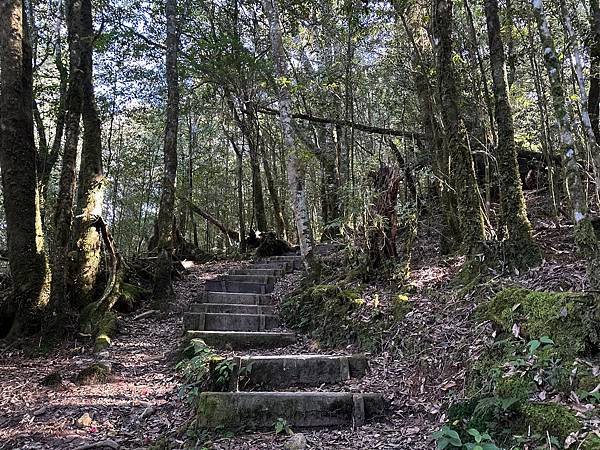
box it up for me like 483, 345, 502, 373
528, 339, 541, 353
540, 336, 554, 345
474, 446, 484, 450
436, 437, 450, 449
467, 429, 481, 439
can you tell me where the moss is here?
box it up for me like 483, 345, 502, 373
520, 403, 581, 440
40, 371, 62, 387
115, 282, 150, 312
76, 363, 111, 385
578, 374, 600, 392
480, 288, 600, 358
496, 376, 534, 402
281, 284, 387, 351
581, 435, 600, 450
94, 311, 117, 351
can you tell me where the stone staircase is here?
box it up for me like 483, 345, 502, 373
183, 248, 386, 430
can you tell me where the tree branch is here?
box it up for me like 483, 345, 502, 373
257, 106, 423, 142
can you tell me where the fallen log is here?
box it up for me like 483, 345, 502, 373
178, 196, 239, 242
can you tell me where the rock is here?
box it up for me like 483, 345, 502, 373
285, 433, 307, 450
40, 371, 62, 387
33, 406, 47, 416
76, 363, 111, 385
77, 413, 93, 428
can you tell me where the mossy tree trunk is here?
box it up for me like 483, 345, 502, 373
394, 2, 461, 255
263, 0, 316, 270
433, 0, 488, 260
484, 0, 541, 270
0, 0, 51, 337
153, 0, 179, 310
532, 0, 600, 289
72, 0, 105, 306
51, 0, 85, 312
589, 0, 600, 140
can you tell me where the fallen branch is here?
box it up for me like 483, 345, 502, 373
257, 106, 423, 142
178, 195, 239, 242
73, 439, 119, 450
133, 310, 158, 321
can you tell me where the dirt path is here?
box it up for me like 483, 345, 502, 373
0, 261, 236, 450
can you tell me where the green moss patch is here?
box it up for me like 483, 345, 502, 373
40, 371, 62, 387
480, 288, 600, 358
281, 284, 389, 350
521, 403, 581, 440
76, 363, 111, 385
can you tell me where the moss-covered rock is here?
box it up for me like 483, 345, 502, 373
115, 282, 150, 312
520, 403, 581, 440
480, 288, 600, 358
76, 363, 111, 385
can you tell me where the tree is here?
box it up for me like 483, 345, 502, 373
72, 0, 105, 305
0, 0, 51, 337
432, 0, 488, 261
153, 0, 180, 309
484, 0, 540, 270
531, 0, 600, 289
262, 0, 315, 268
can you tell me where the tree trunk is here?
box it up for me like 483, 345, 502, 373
433, 0, 488, 258
484, 0, 540, 270
262, 146, 286, 239
263, 0, 315, 269
532, 0, 600, 289
0, 0, 51, 337
153, 0, 179, 310
589, 0, 600, 140
72, 0, 104, 306
51, 0, 84, 311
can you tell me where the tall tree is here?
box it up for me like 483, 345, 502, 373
589, 0, 600, 139
484, 0, 540, 270
432, 0, 488, 260
51, 0, 85, 310
262, 0, 315, 268
0, 0, 51, 337
153, 0, 179, 309
532, 0, 600, 289
72, 0, 105, 305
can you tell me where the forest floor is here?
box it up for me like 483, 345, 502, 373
0, 194, 593, 450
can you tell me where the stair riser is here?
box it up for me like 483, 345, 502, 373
191, 303, 275, 315
185, 331, 296, 350
222, 275, 279, 284
248, 263, 291, 272
184, 312, 280, 332
203, 292, 273, 305
196, 392, 386, 429
220, 355, 367, 390
204, 281, 274, 294
230, 269, 285, 277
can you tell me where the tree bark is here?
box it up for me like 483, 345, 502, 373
433, 0, 488, 257
51, 0, 84, 311
484, 0, 540, 270
153, 0, 179, 310
0, 0, 51, 337
532, 0, 600, 289
263, 0, 315, 269
262, 145, 287, 239
589, 0, 600, 139
72, 0, 105, 306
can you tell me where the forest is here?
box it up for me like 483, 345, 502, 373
0, 0, 599, 448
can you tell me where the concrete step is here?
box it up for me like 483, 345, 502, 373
222, 274, 278, 284
191, 303, 275, 315
230, 268, 285, 277
221, 354, 368, 390
265, 256, 303, 270
205, 280, 274, 294
184, 312, 281, 332
248, 262, 292, 272
185, 330, 296, 350
204, 292, 274, 305
196, 392, 386, 429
